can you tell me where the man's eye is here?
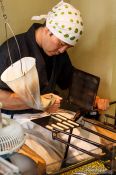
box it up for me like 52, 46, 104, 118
60, 43, 63, 46
59, 42, 65, 47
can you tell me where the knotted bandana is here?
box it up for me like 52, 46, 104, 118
31, 0, 83, 46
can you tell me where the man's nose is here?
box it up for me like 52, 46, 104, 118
58, 46, 68, 53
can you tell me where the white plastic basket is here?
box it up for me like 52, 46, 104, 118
0, 118, 26, 156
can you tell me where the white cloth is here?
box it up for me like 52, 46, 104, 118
31, 0, 83, 46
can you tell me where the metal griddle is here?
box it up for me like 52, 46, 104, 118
32, 67, 116, 174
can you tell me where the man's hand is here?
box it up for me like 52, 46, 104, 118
95, 96, 109, 111
41, 93, 62, 113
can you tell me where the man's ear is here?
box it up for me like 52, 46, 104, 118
44, 27, 49, 33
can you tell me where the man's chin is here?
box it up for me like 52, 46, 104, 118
48, 53, 54, 56
46, 52, 58, 56
44, 50, 60, 56
44, 51, 53, 56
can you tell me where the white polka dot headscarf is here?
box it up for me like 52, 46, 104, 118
31, 0, 83, 46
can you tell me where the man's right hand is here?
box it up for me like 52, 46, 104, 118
41, 93, 62, 113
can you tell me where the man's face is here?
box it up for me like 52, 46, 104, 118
39, 28, 73, 56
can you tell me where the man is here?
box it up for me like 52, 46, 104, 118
0, 0, 83, 114
0, 0, 109, 173
0, 0, 108, 114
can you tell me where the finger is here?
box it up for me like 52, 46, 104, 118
51, 93, 62, 100
54, 99, 61, 104
47, 107, 59, 113
47, 103, 60, 112
51, 103, 60, 108
97, 99, 109, 110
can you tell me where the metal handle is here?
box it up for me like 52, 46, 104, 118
0, 0, 23, 74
